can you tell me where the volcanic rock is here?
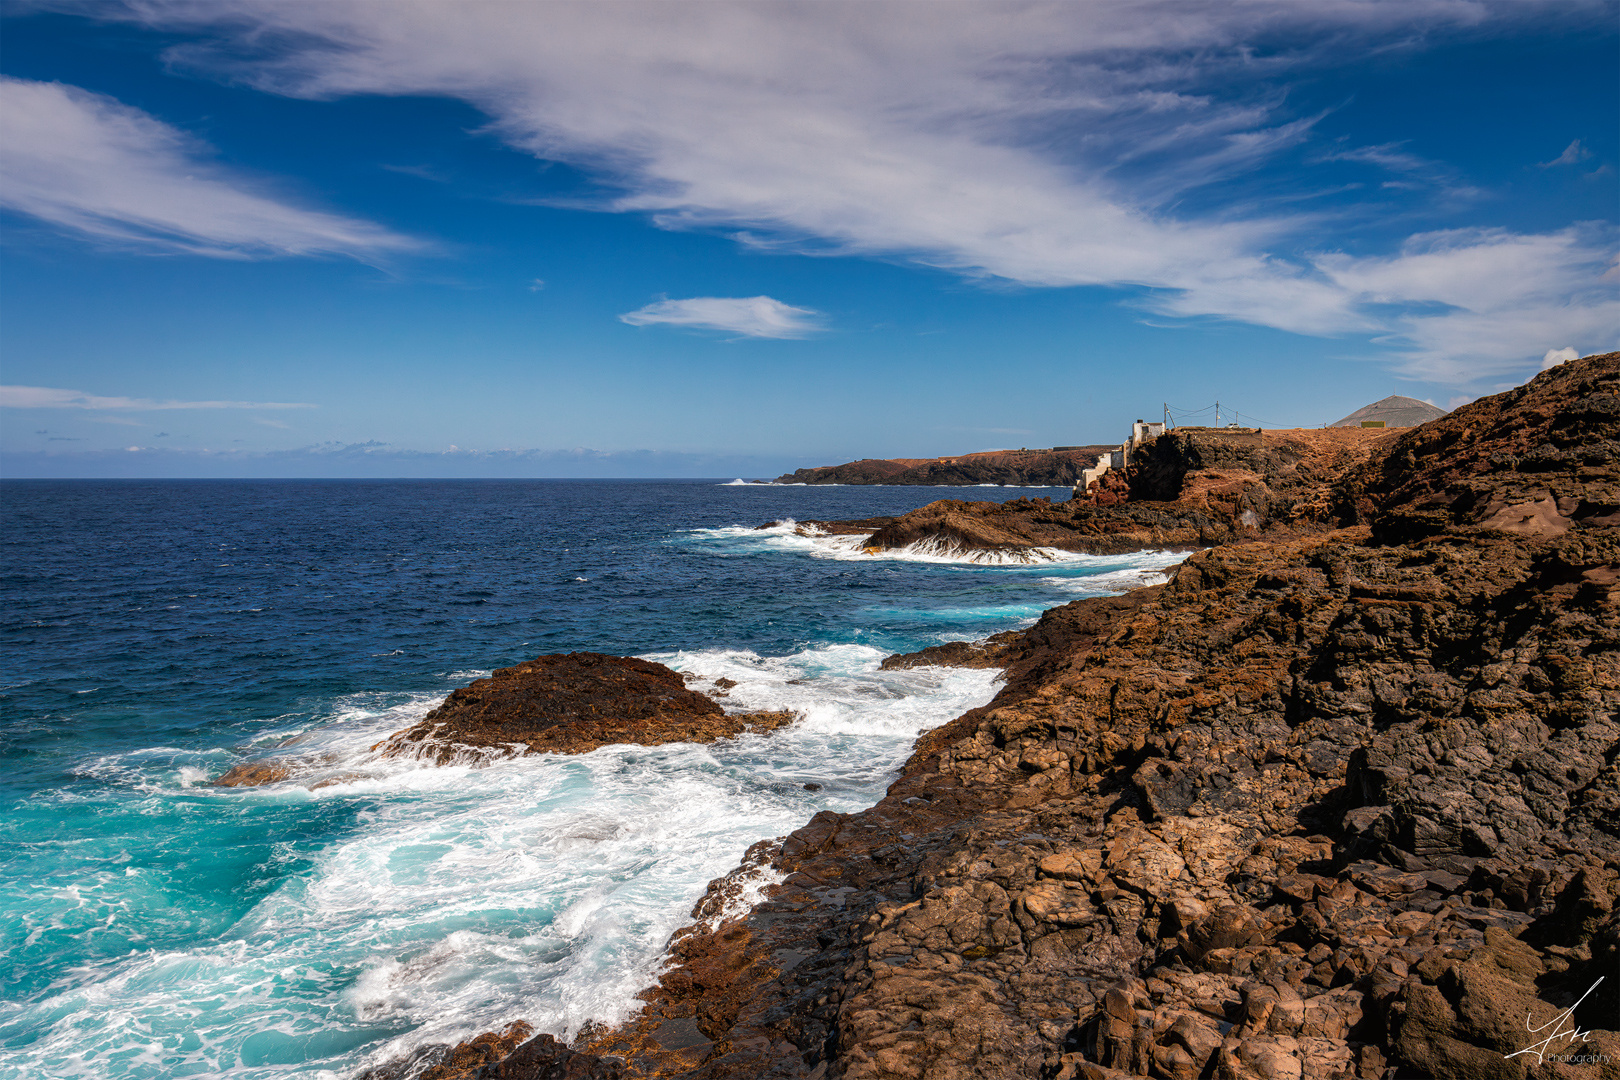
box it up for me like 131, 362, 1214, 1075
210, 762, 292, 787
880, 633, 1020, 671
408, 354, 1620, 1080
827, 426, 1397, 559
376, 652, 794, 765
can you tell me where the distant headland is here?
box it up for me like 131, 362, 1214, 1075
776, 394, 1449, 487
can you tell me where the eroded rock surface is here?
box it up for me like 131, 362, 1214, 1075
392, 354, 1620, 1080
376, 652, 793, 764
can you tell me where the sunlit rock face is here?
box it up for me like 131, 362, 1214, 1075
375, 652, 795, 765
413, 354, 1618, 1080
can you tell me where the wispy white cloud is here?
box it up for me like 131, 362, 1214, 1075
619, 296, 823, 339
1, 385, 317, 410
1540, 139, 1592, 167
97, 1, 1617, 383
1313, 226, 1620, 382
1310, 138, 1479, 202
1315, 140, 1436, 175
0, 75, 421, 260
1542, 346, 1580, 368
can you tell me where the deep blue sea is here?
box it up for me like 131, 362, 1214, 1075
0, 480, 1183, 1079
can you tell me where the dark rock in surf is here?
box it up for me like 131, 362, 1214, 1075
880, 632, 1020, 671
211, 762, 292, 787
376, 652, 794, 765
356, 1021, 625, 1080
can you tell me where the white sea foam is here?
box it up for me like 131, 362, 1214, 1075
0, 645, 997, 1080
2, 512, 1188, 1080
685, 519, 1190, 571
685, 519, 1087, 565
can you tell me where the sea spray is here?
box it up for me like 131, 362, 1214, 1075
0, 646, 998, 1079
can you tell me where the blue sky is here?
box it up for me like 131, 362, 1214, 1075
2, 1, 1615, 478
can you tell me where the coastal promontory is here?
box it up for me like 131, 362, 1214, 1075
775, 446, 1114, 487
380, 353, 1619, 1080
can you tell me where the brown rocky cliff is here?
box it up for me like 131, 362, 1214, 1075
1346, 354, 1620, 542
403, 354, 1619, 1080
839, 426, 1396, 559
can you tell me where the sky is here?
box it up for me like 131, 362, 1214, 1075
1, 0, 1616, 479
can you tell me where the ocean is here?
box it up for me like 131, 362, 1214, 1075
0, 479, 1184, 1079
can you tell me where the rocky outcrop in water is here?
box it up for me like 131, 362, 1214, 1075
856, 497, 1234, 557
211, 762, 293, 787
376, 652, 794, 764
397, 354, 1620, 1080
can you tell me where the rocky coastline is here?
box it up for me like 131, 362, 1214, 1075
774, 447, 1114, 487
368, 353, 1618, 1080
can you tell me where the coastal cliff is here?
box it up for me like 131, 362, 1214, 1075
381, 353, 1619, 1080
787, 426, 1399, 560
775, 447, 1114, 487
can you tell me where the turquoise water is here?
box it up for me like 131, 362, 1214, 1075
0, 480, 1183, 1078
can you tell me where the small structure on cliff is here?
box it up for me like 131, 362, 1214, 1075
1331, 394, 1446, 428
1074, 418, 1166, 496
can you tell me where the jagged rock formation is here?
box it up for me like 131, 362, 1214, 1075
391, 354, 1619, 1080
776, 447, 1113, 487
375, 652, 794, 764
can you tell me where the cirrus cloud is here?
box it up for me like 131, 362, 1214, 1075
0, 75, 421, 260
49, 2, 1620, 382
619, 295, 824, 339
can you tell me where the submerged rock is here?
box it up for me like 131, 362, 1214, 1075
210, 762, 292, 787
375, 652, 794, 764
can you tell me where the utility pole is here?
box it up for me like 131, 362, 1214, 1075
1215, 401, 1220, 424
1163, 402, 1171, 430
